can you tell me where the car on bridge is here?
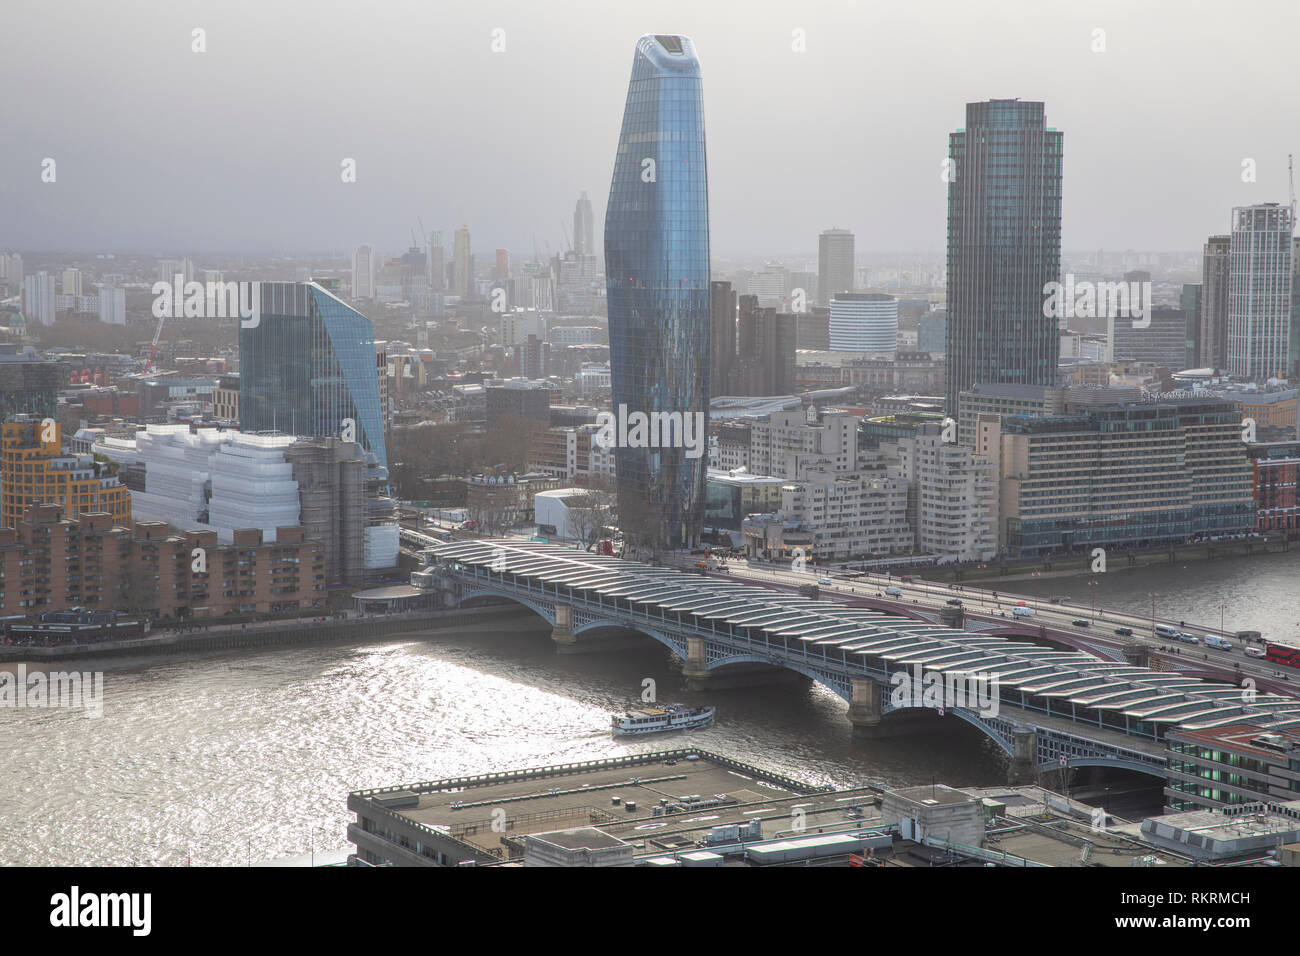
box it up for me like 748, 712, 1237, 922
1113, 626, 1133, 636
1071, 619, 1090, 627
1176, 632, 1201, 645
885, 586, 902, 597
945, 598, 963, 607
818, 577, 833, 586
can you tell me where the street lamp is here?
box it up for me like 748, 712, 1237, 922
1089, 580, 1098, 619
1218, 603, 1226, 637
1149, 591, 1158, 639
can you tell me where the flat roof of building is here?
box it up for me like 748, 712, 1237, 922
351, 749, 880, 858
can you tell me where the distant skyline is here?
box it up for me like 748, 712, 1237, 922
2, 0, 1296, 258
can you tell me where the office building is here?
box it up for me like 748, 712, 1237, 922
1165, 725, 1300, 812
918, 309, 946, 355
604, 34, 711, 550
485, 378, 552, 429
829, 293, 898, 353
1249, 440, 1300, 532
795, 309, 831, 350
817, 228, 855, 306
239, 281, 388, 471
1228, 204, 1294, 381
710, 280, 737, 396
945, 100, 1063, 416
728, 295, 795, 396
997, 400, 1255, 556
704, 468, 785, 532
0, 344, 60, 422
1112, 306, 1188, 370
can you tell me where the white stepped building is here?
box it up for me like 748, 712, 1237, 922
93, 425, 301, 544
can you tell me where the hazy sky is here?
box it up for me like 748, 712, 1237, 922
2, 0, 1297, 260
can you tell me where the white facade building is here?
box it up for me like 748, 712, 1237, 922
748, 407, 858, 480
94, 426, 301, 544
22, 272, 56, 326
883, 426, 998, 563
829, 293, 898, 353
98, 286, 126, 325
780, 473, 912, 560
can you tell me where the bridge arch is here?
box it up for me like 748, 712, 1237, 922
458, 589, 557, 625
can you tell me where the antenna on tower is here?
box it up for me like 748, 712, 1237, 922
1289, 153, 1295, 227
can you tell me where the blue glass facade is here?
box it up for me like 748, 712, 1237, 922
946, 100, 1063, 416
239, 282, 387, 471
605, 34, 710, 550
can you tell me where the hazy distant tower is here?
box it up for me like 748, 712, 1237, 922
453, 226, 472, 300
352, 244, 376, 300
604, 34, 710, 551
945, 99, 1063, 417
817, 228, 855, 306
574, 191, 595, 256
427, 231, 445, 291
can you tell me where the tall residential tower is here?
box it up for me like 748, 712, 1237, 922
1227, 204, 1294, 381
945, 99, 1063, 417
604, 34, 710, 550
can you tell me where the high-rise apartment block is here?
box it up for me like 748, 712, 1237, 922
945, 100, 1063, 415
1227, 204, 1294, 381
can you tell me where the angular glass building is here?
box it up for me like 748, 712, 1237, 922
239, 281, 387, 473
604, 34, 710, 550
945, 99, 1063, 418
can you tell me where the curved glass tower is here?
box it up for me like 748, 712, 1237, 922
605, 34, 710, 550
239, 281, 387, 474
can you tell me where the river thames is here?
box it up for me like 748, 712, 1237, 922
1, 549, 1294, 866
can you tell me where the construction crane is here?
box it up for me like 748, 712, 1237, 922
143, 311, 166, 373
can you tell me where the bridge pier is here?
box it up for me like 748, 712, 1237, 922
551, 604, 577, 649
848, 678, 882, 732
1121, 643, 1149, 668
550, 604, 649, 655
1008, 728, 1038, 784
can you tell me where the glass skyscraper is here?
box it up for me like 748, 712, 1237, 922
604, 34, 710, 550
239, 281, 387, 473
945, 99, 1063, 417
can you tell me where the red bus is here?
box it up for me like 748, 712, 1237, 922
1265, 642, 1300, 668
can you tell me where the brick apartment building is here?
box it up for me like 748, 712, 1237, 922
0, 504, 325, 619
